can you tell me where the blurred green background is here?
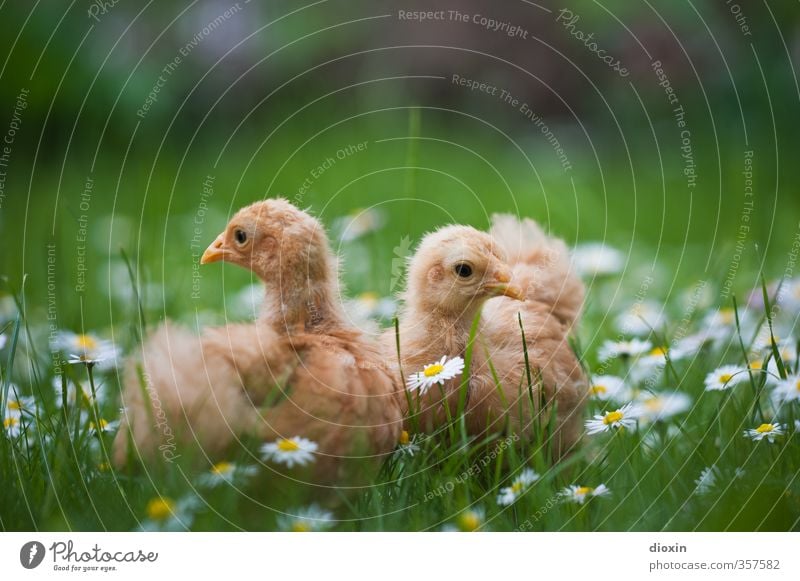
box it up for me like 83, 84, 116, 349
0, 0, 798, 331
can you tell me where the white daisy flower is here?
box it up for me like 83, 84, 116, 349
139, 496, 200, 532
88, 417, 119, 435
559, 484, 610, 504
395, 430, 421, 457
334, 208, 385, 242
3, 415, 22, 438
772, 374, 800, 404
229, 283, 264, 320
571, 243, 624, 277
588, 375, 626, 401
634, 391, 692, 423
197, 461, 259, 488
669, 332, 714, 361
694, 466, 718, 495
260, 436, 318, 468
585, 403, 639, 435
5, 393, 35, 418
496, 468, 539, 506
615, 301, 667, 336
52, 376, 105, 407
704, 365, 749, 391
743, 422, 786, 443
0, 333, 6, 350
777, 277, 800, 312
277, 504, 334, 532
443, 508, 486, 532
53, 331, 120, 368
597, 338, 652, 362
406, 355, 465, 395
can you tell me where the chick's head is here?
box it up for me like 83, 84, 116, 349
201, 198, 331, 285
406, 225, 524, 314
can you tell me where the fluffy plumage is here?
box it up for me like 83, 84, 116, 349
389, 218, 587, 457
114, 199, 403, 483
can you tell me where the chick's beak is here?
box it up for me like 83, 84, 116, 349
200, 234, 226, 265
485, 268, 525, 301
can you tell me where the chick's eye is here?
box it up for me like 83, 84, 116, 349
234, 229, 247, 244
454, 263, 473, 278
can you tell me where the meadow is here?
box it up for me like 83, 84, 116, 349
1, 119, 799, 532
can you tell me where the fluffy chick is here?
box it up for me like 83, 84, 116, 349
115, 199, 403, 484
390, 221, 587, 458
470, 215, 588, 457
385, 225, 524, 431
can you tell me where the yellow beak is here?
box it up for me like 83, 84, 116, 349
200, 234, 226, 264
486, 282, 525, 301
485, 268, 525, 301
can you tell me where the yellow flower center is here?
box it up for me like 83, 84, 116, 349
511, 482, 524, 493
90, 419, 109, 431
211, 461, 232, 475
146, 498, 175, 521
603, 410, 624, 425
98, 462, 110, 472
576, 486, 593, 496
423, 363, 444, 377
755, 423, 774, 434
644, 398, 661, 411
795, 380, 800, 392
399, 430, 410, 445
76, 334, 97, 350
458, 512, 481, 532
719, 373, 733, 384
650, 347, 667, 357
591, 384, 607, 395
719, 309, 734, 324
9, 400, 22, 410
277, 439, 300, 452
4, 417, 19, 429
358, 291, 378, 305
749, 361, 762, 370
291, 521, 312, 532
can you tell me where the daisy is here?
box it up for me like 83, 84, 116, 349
615, 301, 667, 336
277, 505, 334, 532
139, 496, 200, 532
597, 338, 652, 362
704, 365, 748, 391
260, 436, 318, 468
229, 283, 264, 320
52, 376, 104, 407
559, 484, 610, 504
496, 468, 539, 506
334, 208, 385, 242
588, 375, 626, 401
585, 403, 639, 435
743, 422, 786, 443
777, 277, 800, 312
88, 417, 119, 435
197, 461, 258, 488
406, 355, 465, 395
694, 466, 718, 495
634, 391, 692, 423
3, 415, 22, 438
571, 243, 624, 277
5, 393, 35, 418
395, 430, 421, 457
53, 331, 120, 369
443, 508, 486, 532
772, 374, 800, 404
669, 333, 714, 361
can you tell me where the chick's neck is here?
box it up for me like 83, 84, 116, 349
259, 271, 348, 335
402, 296, 485, 361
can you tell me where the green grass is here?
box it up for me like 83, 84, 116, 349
1, 123, 799, 531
